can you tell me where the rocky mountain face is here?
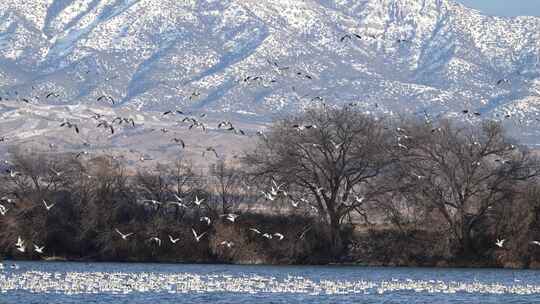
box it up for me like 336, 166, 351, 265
0, 0, 539, 140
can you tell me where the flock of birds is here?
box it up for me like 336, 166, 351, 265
1, 269, 540, 297
0, 94, 534, 259
0, 23, 537, 280
3, 185, 296, 256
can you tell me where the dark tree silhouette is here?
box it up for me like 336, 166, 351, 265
393, 119, 540, 256
244, 106, 395, 255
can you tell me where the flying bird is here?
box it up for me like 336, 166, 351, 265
497, 79, 510, 86
16, 236, 24, 248
192, 228, 207, 242
190, 91, 201, 100
169, 235, 180, 244
16, 244, 26, 253
15, 237, 25, 252
193, 195, 205, 207
203, 147, 219, 158
115, 229, 134, 240
273, 233, 284, 241
46, 92, 60, 99
97, 121, 115, 134
221, 213, 239, 223
42, 200, 55, 211
218, 121, 233, 129
97, 95, 115, 104
60, 122, 80, 134
33, 244, 45, 254
172, 138, 186, 148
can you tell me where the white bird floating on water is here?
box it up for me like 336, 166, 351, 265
1, 270, 540, 296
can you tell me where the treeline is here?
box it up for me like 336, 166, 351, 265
2, 106, 540, 268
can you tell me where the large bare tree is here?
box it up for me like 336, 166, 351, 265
244, 106, 394, 254
393, 119, 540, 256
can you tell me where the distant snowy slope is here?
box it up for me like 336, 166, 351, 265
0, 0, 539, 138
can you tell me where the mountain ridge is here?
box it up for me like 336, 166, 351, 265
0, 0, 539, 132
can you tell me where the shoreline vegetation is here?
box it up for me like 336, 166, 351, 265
2, 106, 540, 269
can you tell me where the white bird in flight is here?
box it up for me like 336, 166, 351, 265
33, 244, 45, 254
495, 239, 506, 248
43, 199, 55, 211
174, 194, 184, 202
115, 229, 133, 240
192, 229, 207, 242
169, 235, 180, 244
16, 244, 26, 253
273, 233, 285, 241
249, 228, 262, 234
16, 236, 24, 248
193, 195, 205, 206
221, 213, 239, 223
15, 237, 26, 253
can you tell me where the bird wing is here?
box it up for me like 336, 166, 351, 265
249, 228, 261, 234
115, 229, 123, 236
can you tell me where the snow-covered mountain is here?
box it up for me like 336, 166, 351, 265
0, 0, 540, 143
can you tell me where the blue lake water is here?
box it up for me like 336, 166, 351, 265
1, 261, 540, 303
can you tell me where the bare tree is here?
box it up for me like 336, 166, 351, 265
208, 159, 246, 214
393, 119, 540, 256
244, 106, 395, 254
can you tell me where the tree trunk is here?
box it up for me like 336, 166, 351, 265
459, 220, 475, 257
329, 215, 343, 257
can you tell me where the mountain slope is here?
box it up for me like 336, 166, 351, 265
0, 0, 539, 134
